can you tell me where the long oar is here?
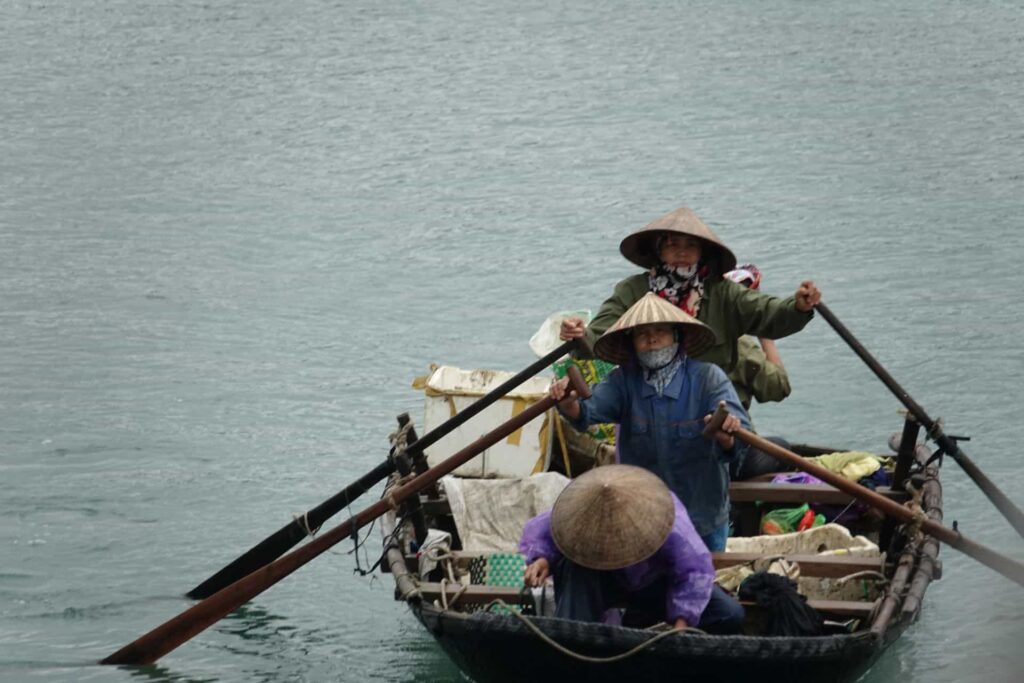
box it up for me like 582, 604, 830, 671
704, 405, 1024, 588
186, 338, 584, 599
815, 302, 1024, 539
102, 368, 591, 665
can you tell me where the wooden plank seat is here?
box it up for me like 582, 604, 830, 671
413, 582, 876, 619
422, 483, 907, 517
711, 552, 882, 578
402, 552, 882, 579
741, 599, 876, 620
728, 482, 907, 505
415, 582, 533, 606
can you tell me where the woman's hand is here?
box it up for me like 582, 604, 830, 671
674, 617, 690, 630
524, 558, 551, 587
794, 280, 821, 312
559, 317, 586, 341
549, 377, 581, 419
703, 402, 741, 450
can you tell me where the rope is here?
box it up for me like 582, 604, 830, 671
899, 477, 930, 538
389, 420, 413, 454
346, 497, 372, 573
348, 474, 395, 575
834, 570, 888, 586
438, 578, 467, 611
384, 470, 416, 511
907, 503, 929, 536
418, 547, 458, 582
482, 599, 705, 664
827, 498, 858, 525
388, 558, 418, 595
292, 511, 320, 538
444, 557, 457, 584
553, 413, 572, 478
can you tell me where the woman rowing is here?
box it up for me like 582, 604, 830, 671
560, 207, 820, 378
549, 292, 749, 552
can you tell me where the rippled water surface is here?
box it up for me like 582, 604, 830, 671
2, 1, 1023, 681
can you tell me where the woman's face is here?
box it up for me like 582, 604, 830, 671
632, 324, 676, 353
658, 234, 703, 268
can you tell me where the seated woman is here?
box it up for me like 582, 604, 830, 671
560, 207, 821, 376
549, 292, 750, 552
520, 464, 744, 634
722, 264, 791, 413
724, 264, 798, 480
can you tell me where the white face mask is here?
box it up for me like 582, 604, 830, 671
637, 342, 680, 370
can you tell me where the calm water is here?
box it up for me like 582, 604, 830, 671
2, 1, 1023, 681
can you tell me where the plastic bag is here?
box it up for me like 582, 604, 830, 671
529, 310, 592, 358
760, 504, 826, 535
738, 571, 824, 637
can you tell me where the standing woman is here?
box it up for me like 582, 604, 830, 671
549, 293, 751, 552
560, 207, 821, 375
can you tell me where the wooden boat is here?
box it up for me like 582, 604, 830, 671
379, 404, 943, 683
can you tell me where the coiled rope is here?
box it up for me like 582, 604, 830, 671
481, 599, 705, 664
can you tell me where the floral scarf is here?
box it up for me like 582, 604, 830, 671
648, 262, 708, 317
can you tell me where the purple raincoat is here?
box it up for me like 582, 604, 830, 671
519, 493, 715, 625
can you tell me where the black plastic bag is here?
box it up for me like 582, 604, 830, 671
738, 571, 825, 637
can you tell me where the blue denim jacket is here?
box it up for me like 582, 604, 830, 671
566, 357, 751, 537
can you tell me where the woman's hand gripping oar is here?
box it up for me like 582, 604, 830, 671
703, 404, 1024, 588
101, 367, 592, 666
186, 338, 588, 600
814, 302, 1024, 539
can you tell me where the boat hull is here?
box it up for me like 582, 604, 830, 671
415, 605, 885, 683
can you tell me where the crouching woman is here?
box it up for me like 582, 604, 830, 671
520, 465, 744, 633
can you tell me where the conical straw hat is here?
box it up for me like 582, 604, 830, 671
593, 292, 717, 365
551, 465, 675, 571
619, 207, 737, 273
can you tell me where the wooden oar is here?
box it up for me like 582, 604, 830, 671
185, 338, 585, 599
101, 368, 591, 665
815, 302, 1024, 539
704, 405, 1024, 588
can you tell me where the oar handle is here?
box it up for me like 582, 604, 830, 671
565, 364, 592, 400
702, 402, 730, 439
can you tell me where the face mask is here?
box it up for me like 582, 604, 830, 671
637, 343, 679, 370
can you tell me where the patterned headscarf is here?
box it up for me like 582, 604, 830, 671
648, 261, 709, 318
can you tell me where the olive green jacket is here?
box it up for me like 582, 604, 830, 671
728, 335, 792, 410
580, 273, 812, 373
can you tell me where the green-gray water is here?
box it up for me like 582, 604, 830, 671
2, 1, 1022, 681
